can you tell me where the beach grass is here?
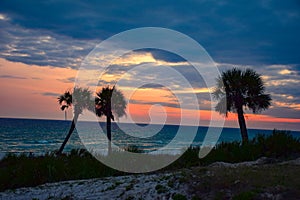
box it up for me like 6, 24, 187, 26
183, 161, 300, 199
1, 129, 300, 192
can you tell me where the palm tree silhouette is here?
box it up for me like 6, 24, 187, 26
95, 86, 127, 154
57, 87, 93, 155
58, 91, 72, 121
213, 68, 271, 143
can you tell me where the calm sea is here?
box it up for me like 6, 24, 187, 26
0, 118, 299, 157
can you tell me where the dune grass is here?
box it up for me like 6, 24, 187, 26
198, 129, 300, 165
0, 130, 299, 192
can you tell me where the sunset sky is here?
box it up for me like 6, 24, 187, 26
0, 0, 299, 131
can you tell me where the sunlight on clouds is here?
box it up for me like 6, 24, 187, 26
261, 75, 272, 81
37, 36, 53, 43
113, 52, 156, 66
271, 93, 295, 101
71, 46, 85, 51
278, 69, 293, 75
0, 14, 8, 21
129, 87, 175, 103
273, 101, 300, 110
173, 87, 211, 94
155, 60, 189, 67
99, 51, 190, 68
1, 52, 30, 57
265, 79, 300, 87
35, 51, 46, 55
100, 73, 121, 83
276, 94, 294, 100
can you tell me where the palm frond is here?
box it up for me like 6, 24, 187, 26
58, 87, 92, 115
95, 86, 127, 120
213, 68, 271, 116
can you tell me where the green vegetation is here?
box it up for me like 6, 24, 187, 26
0, 130, 299, 192
0, 149, 124, 192
186, 164, 300, 199
172, 193, 187, 200
232, 191, 256, 200
199, 129, 300, 165
155, 184, 168, 194
123, 145, 143, 153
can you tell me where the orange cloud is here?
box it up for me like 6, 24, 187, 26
0, 58, 299, 131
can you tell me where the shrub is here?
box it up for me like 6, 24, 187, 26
1, 130, 299, 191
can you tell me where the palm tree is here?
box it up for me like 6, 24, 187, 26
58, 91, 72, 121
213, 68, 271, 143
57, 87, 93, 155
95, 86, 127, 154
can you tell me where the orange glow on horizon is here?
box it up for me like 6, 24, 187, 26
0, 58, 299, 131
0, 58, 76, 119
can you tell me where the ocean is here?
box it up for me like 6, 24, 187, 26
0, 118, 299, 156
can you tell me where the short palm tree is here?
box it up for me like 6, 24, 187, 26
58, 91, 72, 121
95, 86, 127, 154
213, 68, 271, 143
57, 87, 93, 155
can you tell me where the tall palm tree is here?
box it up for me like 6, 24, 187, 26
57, 87, 93, 155
95, 86, 127, 154
213, 68, 271, 143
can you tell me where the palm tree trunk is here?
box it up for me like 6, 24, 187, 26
107, 115, 112, 155
64, 110, 67, 120
237, 106, 248, 144
56, 113, 78, 155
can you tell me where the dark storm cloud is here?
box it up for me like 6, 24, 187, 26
0, 19, 97, 68
0, 0, 299, 67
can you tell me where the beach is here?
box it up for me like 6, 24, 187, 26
1, 157, 300, 200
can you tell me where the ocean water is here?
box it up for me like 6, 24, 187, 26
0, 118, 299, 156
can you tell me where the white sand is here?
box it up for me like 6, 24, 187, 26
2, 157, 299, 200
0, 172, 189, 200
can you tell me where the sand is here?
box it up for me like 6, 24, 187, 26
0, 171, 189, 200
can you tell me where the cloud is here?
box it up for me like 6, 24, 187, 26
41, 92, 61, 97
31, 77, 42, 80
136, 49, 186, 63
0, 1, 299, 67
273, 101, 300, 110
278, 69, 294, 75
0, 19, 98, 69
0, 1, 299, 128
129, 99, 179, 109
0, 13, 9, 21
139, 83, 165, 89
57, 77, 75, 83
0, 74, 27, 79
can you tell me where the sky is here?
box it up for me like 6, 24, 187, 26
0, 0, 299, 131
